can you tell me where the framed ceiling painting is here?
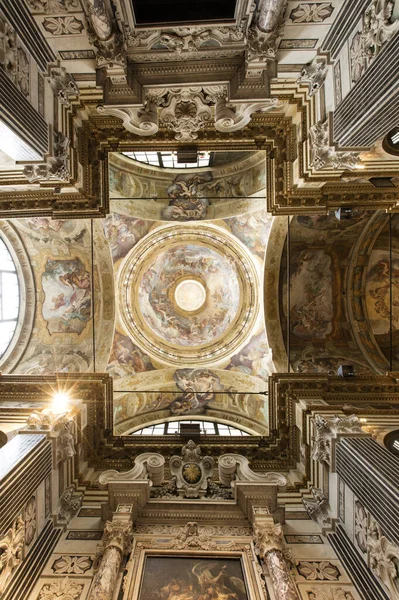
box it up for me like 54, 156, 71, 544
123, 544, 267, 600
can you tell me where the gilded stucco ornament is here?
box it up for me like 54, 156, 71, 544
218, 454, 287, 487
309, 121, 361, 171
311, 414, 363, 465
170, 440, 214, 498
215, 97, 279, 132
99, 453, 165, 487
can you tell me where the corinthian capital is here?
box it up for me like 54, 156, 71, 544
103, 519, 133, 555
253, 521, 284, 557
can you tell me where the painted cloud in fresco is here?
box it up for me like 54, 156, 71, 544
226, 332, 273, 381
107, 332, 155, 378
42, 257, 91, 335
102, 213, 151, 261
161, 172, 212, 221
225, 210, 272, 257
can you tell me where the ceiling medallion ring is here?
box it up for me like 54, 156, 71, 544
118, 223, 259, 366
171, 276, 207, 315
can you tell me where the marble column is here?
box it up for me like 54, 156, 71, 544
88, 518, 133, 600
253, 513, 299, 600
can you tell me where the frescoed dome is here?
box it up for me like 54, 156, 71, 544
119, 223, 259, 366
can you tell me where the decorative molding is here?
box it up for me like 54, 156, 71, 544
26, 0, 80, 13
290, 3, 334, 23
297, 561, 340, 581
96, 103, 158, 137
24, 496, 36, 547
42, 16, 84, 36
51, 555, 93, 575
38, 577, 84, 600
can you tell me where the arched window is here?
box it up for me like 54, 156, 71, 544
382, 127, 399, 156
122, 151, 211, 168
384, 430, 399, 458
130, 419, 250, 436
0, 236, 20, 359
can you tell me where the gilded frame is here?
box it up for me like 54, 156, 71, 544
123, 542, 266, 600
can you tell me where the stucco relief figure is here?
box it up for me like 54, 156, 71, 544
171, 369, 223, 415
161, 172, 212, 221
42, 258, 91, 334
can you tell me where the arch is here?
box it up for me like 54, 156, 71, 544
128, 418, 251, 436
0, 221, 35, 373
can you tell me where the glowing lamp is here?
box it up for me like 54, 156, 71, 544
52, 392, 70, 415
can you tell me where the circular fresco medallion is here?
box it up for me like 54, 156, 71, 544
182, 462, 202, 485
174, 279, 206, 312
119, 223, 259, 366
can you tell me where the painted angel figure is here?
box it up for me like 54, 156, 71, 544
191, 562, 246, 600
